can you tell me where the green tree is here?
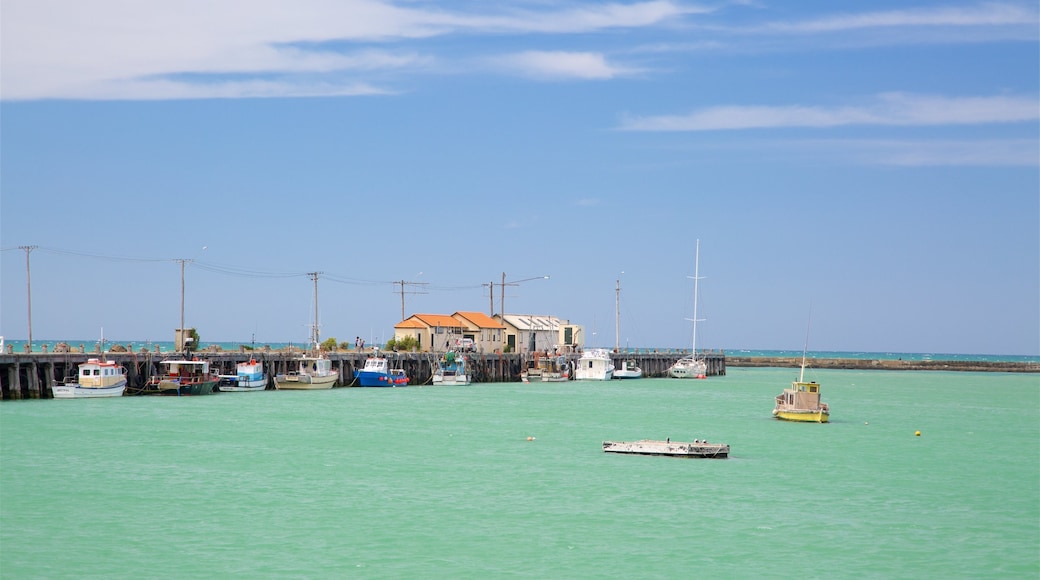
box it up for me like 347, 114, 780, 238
320, 337, 338, 351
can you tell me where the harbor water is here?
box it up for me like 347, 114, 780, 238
2, 367, 1037, 577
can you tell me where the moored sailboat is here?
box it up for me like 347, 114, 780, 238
669, 239, 707, 379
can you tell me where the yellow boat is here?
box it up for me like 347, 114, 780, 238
773, 309, 830, 423
773, 380, 829, 423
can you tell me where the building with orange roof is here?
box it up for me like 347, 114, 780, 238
393, 311, 506, 353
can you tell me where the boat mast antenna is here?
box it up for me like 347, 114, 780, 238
800, 304, 813, 383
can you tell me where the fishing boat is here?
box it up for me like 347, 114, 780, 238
355, 355, 410, 387
602, 439, 729, 459
274, 273, 338, 390
52, 358, 128, 398
432, 350, 470, 386
668, 239, 707, 379
218, 358, 268, 392
274, 352, 338, 390
614, 359, 643, 379
574, 348, 614, 381
140, 358, 219, 396
773, 312, 830, 423
522, 351, 570, 382
612, 276, 642, 379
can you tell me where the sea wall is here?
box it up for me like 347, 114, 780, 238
727, 356, 1040, 373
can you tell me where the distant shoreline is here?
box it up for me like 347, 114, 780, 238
728, 356, 1040, 373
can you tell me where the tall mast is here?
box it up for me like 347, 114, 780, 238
691, 239, 701, 355
615, 277, 621, 352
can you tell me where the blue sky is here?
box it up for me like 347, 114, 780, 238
1, 0, 1037, 355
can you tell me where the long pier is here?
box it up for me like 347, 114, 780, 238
0, 350, 727, 400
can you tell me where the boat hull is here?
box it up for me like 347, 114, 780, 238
432, 373, 470, 386
773, 409, 829, 423
274, 373, 337, 390
218, 377, 269, 392
613, 370, 642, 379
354, 371, 410, 387
603, 440, 729, 459
141, 380, 219, 396
52, 383, 126, 398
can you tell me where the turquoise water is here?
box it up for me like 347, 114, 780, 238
2, 368, 1038, 578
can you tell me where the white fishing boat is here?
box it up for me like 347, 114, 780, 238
275, 351, 338, 390
274, 273, 338, 390
52, 358, 128, 398
218, 358, 268, 392
668, 239, 707, 379
432, 350, 470, 386
574, 348, 614, 381
614, 359, 643, 380
612, 275, 642, 379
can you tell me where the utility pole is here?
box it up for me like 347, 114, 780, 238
19, 245, 37, 352
392, 279, 428, 320
308, 272, 321, 346
500, 272, 506, 318
483, 281, 495, 316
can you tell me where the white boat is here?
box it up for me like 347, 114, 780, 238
668, 239, 707, 379
218, 358, 268, 392
574, 348, 614, 381
275, 352, 338, 390
432, 350, 470, 386
614, 359, 643, 380
52, 358, 127, 398
612, 276, 642, 379
274, 274, 338, 390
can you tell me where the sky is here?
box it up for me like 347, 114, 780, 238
1, 0, 1037, 355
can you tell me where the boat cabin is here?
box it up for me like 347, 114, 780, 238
778, 381, 824, 410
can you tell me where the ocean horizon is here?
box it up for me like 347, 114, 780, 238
1, 338, 1036, 364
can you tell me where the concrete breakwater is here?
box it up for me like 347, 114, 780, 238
0, 351, 727, 400
727, 356, 1040, 373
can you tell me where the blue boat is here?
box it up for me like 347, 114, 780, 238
354, 356, 409, 387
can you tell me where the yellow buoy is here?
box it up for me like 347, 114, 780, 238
915, 430, 921, 436
526, 436, 534, 441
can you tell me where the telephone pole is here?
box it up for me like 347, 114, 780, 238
392, 279, 428, 320
19, 245, 37, 351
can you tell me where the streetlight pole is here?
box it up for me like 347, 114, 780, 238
499, 273, 550, 317
19, 245, 37, 352
175, 259, 192, 351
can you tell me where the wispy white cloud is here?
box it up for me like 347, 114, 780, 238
0, 0, 691, 100
487, 51, 636, 80
756, 3, 1037, 33
618, 93, 1040, 131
